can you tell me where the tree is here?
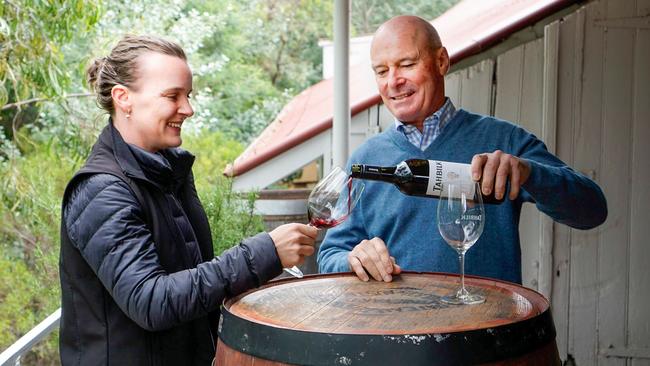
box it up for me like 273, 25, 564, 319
186, 0, 332, 142
0, 0, 101, 129
351, 0, 461, 36
244, 0, 333, 91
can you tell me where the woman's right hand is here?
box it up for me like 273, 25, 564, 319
268, 223, 318, 268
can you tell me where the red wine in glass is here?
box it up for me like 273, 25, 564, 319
307, 177, 354, 229
285, 169, 364, 278
308, 215, 348, 229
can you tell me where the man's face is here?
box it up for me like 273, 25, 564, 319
370, 29, 447, 129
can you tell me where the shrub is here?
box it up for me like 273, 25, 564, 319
183, 130, 265, 254
0, 128, 82, 365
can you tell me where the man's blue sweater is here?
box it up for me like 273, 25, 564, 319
317, 109, 607, 283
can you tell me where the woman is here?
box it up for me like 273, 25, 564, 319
59, 35, 317, 365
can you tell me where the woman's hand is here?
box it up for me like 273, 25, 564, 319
269, 223, 318, 267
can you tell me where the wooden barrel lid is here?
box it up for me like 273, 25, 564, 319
219, 272, 556, 365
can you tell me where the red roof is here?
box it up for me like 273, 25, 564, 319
225, 0, 577, 177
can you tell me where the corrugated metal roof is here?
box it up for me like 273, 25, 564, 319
225, 0, 578, 177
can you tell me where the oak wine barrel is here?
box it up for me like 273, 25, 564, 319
216, 272, 560, 365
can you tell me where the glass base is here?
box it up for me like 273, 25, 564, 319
283, 266, 304, 278
441, 289, 485, 305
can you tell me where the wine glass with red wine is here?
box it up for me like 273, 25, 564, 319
283, 167, 365, 278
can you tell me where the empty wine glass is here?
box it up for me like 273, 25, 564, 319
437, 182, 485, 305
283, 167, 365, 278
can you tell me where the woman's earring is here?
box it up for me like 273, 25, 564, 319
126, 110, 131, 119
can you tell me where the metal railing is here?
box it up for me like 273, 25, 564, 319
0, 308, 61, 366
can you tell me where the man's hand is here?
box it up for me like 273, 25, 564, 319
269, 223, 318, 268
348, 237, 401, 282
471, 150, 531, 201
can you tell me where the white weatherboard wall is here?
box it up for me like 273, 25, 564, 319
445, 42, 553, 299
445, 0, 650, 364
446, 58, 495, 117
561, 1, 650, 365
495, 38, 549, 296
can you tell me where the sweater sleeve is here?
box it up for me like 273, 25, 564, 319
64, 174, 282, 332
511, 127, 608, 230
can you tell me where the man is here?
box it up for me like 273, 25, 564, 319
317, 15, 607, 284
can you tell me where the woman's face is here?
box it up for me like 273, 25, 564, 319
126, 52, 194, 152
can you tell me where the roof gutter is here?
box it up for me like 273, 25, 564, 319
224, 93, 380, 177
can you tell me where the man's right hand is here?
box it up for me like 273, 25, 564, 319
269, 223, 318, 268
348, 237, 401, 282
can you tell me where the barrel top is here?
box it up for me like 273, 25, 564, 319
225, 272, 549, 335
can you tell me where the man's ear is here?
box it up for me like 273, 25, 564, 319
437, 47, 450, 76
111, 84, 132, 114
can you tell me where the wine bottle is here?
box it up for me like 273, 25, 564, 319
350, 159, 504, 204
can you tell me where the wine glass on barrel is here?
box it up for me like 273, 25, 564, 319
437, 182, 486, 305
283, 167, 365, 278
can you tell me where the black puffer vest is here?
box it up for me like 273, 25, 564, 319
59, 122, 218, 365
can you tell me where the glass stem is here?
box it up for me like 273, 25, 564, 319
459, 252, 466, 295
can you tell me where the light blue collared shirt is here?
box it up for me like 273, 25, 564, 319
394, 98, 457, 151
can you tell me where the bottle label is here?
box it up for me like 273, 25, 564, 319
426, 160, 475, 198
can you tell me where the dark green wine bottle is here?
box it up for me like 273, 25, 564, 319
350, 158, 504, 204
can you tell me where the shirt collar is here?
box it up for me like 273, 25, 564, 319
394, 97, 456, 132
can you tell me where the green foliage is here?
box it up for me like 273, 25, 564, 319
0, 258, 40, 347
182, 130, 243, 177
191, 62, 288, 142
183, 0, 332, 142
0, 0, 101, 109
242, 0, 333, 91
0, 124, 85, 365
182, 131, 265, 254
199, 179, 264, 255
0, 258, 59, 365
351, 0, 461, 35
